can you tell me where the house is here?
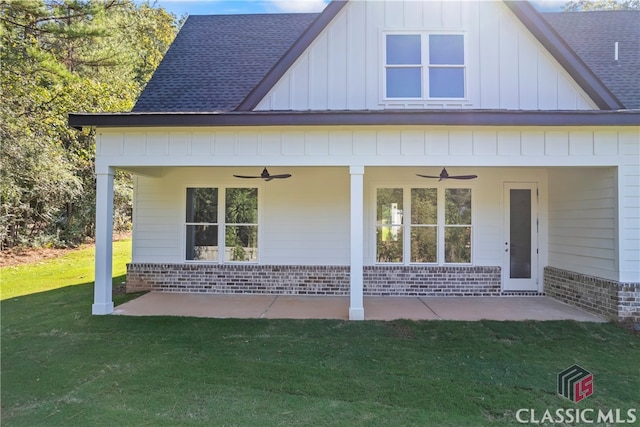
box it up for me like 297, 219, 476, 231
69, 0, 640, 323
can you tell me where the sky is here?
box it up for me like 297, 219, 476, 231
152, 0, 566, 17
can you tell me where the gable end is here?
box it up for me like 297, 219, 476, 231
236, 0, 349, 111
504, 0, 624, 110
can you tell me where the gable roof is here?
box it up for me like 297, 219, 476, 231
132, 13, 319, 112
542, 10, 640, 109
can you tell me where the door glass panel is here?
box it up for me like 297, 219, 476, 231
510, 189, 531, 279
376, 188, 403, 263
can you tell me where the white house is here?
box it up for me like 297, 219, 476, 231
69, 0, 640, 323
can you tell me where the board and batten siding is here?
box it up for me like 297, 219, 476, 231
254, 0, 596, 111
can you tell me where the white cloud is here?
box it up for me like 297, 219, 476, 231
265, 0, 330, 13
530, 0, 566, 12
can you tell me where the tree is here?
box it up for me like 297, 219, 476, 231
563, 0, 640, 11
0, 0, 179, 248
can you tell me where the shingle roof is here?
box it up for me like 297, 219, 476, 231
543, 10, 640, 109
132, 13, 319, 112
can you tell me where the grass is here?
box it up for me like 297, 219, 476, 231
1, 244, 639, 426
1, 239, 131, 300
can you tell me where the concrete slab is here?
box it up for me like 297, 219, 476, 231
264, 296, 349, 320
364, 297, 439, 320
113, 293, 607, 322
113, 293, 276, 318
423, 296, 606, 322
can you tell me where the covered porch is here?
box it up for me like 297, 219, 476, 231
87, 123, 638, 324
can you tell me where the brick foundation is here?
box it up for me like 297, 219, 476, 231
363, 265, 501, 296
126, 264, 350, 295
126, 264, 502, 297
544, 266, 640, 324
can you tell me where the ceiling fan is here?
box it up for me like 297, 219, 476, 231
233, 167, 292, 181
416, 167, 477, 181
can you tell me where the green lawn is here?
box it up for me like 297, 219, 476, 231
1, 244, 639, 426
1, 239, 132, 300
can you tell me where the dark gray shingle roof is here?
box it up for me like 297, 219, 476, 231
543, 10, 640, 109
132, 13, 319, 112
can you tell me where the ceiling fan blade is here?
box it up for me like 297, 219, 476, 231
448, 175, 478, 180
417, 167, 478, 180
235, 168, 291, 180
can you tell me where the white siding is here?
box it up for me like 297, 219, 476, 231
620, 132, 640, 282
132, 167, 350, 265
255, 0, 597, 111
362, 167, 548, 272
548, 167, 618, 280
132, 165, 550, 272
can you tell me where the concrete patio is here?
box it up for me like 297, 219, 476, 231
113, 293, 606, 322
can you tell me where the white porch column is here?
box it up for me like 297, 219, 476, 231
93, 168, 115, 315
349, 165, 365, 320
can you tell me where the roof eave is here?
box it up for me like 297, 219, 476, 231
68, 110, 640, 130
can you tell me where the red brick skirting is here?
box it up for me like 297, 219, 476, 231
126, 264, 502, 297
544, 266, 639, 324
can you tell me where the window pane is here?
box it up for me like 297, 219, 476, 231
429, 35, 464, 65
186, 225, 218, 261
445, 227, 471, 263
226, 188, 258, 224
376, 226, 403, 263
411, 226, 437, 263
225, 225, 258, 262
510, 189, 532, 279
429, 67, 464, 98
445, 188, 471, 225
377, 188, 403, 224
387, 68, 421, 98
411, 188, 437, 224
187, 188, 217, 223
386, 34, 421, 65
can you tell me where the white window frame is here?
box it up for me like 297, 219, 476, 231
382, 31, 467, 102
184, 185, 260, 264
374, 185, 474, 266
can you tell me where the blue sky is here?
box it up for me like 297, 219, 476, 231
153, 0, 565, 17
155, 0, 330, 16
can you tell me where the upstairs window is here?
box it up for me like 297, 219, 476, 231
384, 33, 465, 100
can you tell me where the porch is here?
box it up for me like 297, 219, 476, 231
113, 294, 606, 322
